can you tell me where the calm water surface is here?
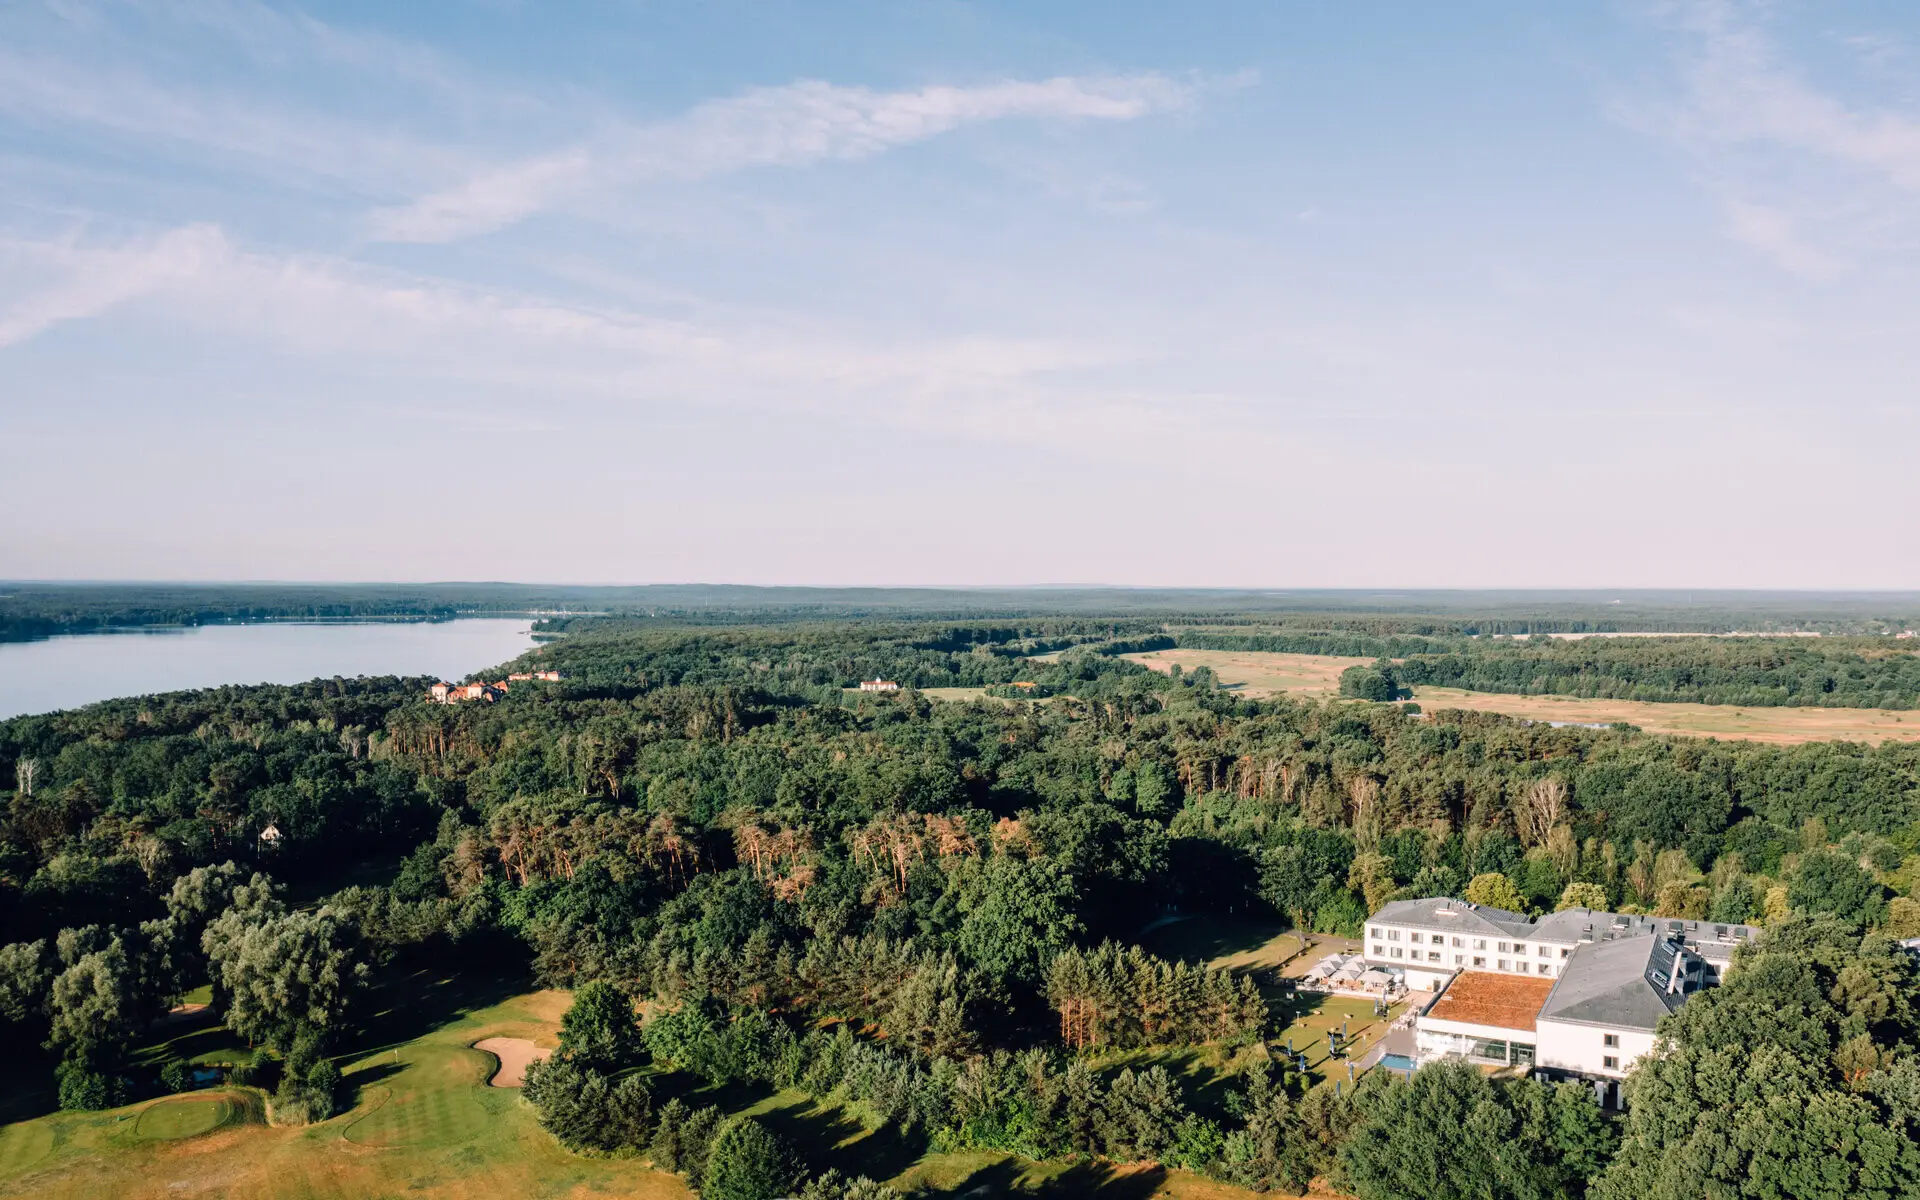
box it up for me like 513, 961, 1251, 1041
0, 619, 538, 720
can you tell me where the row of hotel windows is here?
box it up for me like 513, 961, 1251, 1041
1374, 945, 1558, 975
1370, 927, 1573, 960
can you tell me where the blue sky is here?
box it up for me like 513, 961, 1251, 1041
3, 0, 1918, 586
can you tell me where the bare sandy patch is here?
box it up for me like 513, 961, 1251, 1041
472, 1038, 552, 1088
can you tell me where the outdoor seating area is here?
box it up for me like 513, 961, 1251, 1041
1294, 952, 1407, 1000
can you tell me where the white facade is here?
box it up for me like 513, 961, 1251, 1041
1535, 1018, 1656, 1081
1363, 917, 1569, 991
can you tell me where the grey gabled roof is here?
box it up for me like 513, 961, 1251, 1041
1537, 937, 1690, 1032
1368, 896, 1532, 938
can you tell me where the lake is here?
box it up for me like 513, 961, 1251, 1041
0, 619, 539, 721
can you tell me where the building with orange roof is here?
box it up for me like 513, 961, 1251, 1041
1415, 971, 1556, 1071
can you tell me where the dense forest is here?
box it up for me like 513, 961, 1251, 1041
1, 618, 1916, 1197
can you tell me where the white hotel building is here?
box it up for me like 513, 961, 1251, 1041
1363, 896, 1756, 1105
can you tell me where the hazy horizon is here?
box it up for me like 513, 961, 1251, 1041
5, 1, 1919, 586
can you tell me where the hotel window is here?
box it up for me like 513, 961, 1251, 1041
1561, 948, 1572, 958
1537, 945, 1552, 957
1372, 945, 1384, 958
1454, 954, 1465, 965
1603, 1034, 1620, 1048
1472, 956, 1486, 967
1391, 947, 1403, 959
1497, 959, 1511, 971
1409, 932, 1423, 944
1473, 939, 1487, 950
1368, 927, 1381, 940
1497, 942, 1511, 954
1512, 944, 1528, 956
1537, 963, 1552, 976
1452, 936, 1464, 948
1428, 951, 1442, 963
1603, 1056, 1620, 1071
1388, 929, 1401, 941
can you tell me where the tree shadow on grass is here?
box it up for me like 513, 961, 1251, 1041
1033, 1161, 1166, 1200
344, 962, 530, 1058
751, 1095, 924, 1181
0, 1045, 59, 1125
341, 1058, 409, 1100
925, 1158, 1169, 1200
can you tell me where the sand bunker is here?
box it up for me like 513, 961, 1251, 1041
474, 1038, 551, 1088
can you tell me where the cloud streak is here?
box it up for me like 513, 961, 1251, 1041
1624, 0, 1920, 271
369, 74, 1193, 242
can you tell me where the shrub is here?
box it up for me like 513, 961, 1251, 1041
229, 1047, 275, 1089
303, 1059, 343, 1119
160, 1058, 195, 1093
702, 1117, 800, 1200
56, 1060, 130, 1111
607, 1073, 653, 1149
649, 1099, 722, 1177
557, 981, 644, 1071
525, 1058, 615, 1151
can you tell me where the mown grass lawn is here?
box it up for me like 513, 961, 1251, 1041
0, 967, 1273, 1200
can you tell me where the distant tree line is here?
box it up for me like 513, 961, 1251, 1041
1387, 637, 1920, 709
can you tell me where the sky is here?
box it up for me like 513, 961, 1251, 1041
2, 0, 1919, 588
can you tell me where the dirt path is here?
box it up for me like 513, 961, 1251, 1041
472, 1038, 551, 1088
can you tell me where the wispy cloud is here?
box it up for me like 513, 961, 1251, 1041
1623, 0, 1920, 271
0, 223, 1125, 418
369, 74, 1194, 243
0, 224, 228, 347
0, 1, 525, 199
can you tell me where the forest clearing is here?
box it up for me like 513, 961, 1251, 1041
1123, 650, 1373, 697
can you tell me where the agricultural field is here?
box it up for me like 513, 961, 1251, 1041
1129, 648, 1920, 744
0, 968, 1265, 1200
1123, 650, 1373, 698
1407, 686, 1920, 745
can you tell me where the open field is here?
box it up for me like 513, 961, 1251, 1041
1124, 647, 1920, 744
1123, 650, 1373, 698
0, 971, 1265, 1200
1409, 685, 1920, 745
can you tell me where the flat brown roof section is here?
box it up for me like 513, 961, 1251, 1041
1425, 971, 1556, 1032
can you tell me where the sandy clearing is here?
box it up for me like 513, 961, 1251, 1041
472, 1038, 551, 1088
